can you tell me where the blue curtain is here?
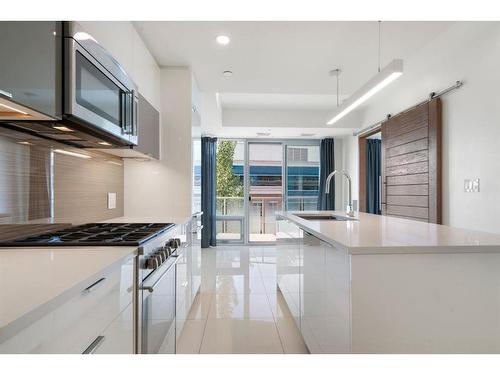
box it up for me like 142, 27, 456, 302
317, 138, 335, 210
366, 139, 381, 215
201, 137, 217, 248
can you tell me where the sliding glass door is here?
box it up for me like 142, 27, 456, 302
216, 139, 319, 245
216, 140, 245, 243
248, 142, 283, 243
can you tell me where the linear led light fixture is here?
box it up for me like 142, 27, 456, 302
53, 125, 74, 132
0, 102, 29, 115
54, 149, 92, 159
326, 59, 403, 125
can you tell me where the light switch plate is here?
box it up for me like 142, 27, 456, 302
464, 178, 480, 193
107, 192, 117, 209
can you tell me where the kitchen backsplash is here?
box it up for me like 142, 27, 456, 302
0, 133, 124, 225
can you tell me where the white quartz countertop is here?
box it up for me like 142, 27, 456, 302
0, 246, 137, 342
278, 211, 500, 254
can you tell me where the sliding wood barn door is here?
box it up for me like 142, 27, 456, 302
381, 98, 442, 223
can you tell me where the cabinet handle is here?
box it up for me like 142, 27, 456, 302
83, 335, 105, 354
83, 277, 106, 294
0, 89, 13, 98
140, 255, 180, 292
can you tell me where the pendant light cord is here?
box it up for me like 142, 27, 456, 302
336, 72, 339, 107
378, 20, 381, 72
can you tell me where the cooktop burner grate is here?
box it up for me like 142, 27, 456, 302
0, 223, 175, 247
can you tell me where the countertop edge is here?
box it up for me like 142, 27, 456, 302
277, 211, 500, 254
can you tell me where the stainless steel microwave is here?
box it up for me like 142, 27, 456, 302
63, 22, 138, 146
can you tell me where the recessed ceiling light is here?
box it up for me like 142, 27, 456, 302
222, 70, 233, 77
18, 141, 32, 145
98, 141, 111, 146
216, 35, 230, 45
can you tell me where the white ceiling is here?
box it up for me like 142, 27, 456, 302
219, 93, 346, 110
133, 21, 454, 138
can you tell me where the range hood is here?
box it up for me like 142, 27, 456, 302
0, 120, 132, 149
0, 94, 131, 149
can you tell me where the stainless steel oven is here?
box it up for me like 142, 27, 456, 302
140, 253, 178, 354
137, 233, 187, 354
63, 22, 138, 146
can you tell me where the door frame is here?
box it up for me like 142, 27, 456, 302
358, 126, 382, 213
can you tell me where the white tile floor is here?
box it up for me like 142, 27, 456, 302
176, 246, 309, 354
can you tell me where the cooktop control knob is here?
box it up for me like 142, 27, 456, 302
158, 249, 168, 262
145, 256, 158, 269
154, 253, 163, 265
166, 246, 172, 256
168, 238, 181, 248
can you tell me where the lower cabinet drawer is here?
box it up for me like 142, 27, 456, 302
46, 258, 134, 353
0, 310, 54, 354
91, 303, 134, 354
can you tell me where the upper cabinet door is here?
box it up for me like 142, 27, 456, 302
136, 94, 160, 159
0, 22, 62, 119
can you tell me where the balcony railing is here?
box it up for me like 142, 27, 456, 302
216, 195, 318, 242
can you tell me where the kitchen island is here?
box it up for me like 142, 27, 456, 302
276, 211, 500, 353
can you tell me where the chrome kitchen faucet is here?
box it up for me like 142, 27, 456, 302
325, 170, 354, 217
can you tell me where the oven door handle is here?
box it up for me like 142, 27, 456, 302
139, 255, 179, 293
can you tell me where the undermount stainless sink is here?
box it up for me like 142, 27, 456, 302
295, 214, 356, 221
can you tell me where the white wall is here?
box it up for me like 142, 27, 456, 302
342, 22, 500, 234
124, 68, 194, 219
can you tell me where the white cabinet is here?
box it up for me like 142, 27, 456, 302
301, 233, 350, 353
0, 254, 136, 354
276, 218, 303, 330
76, 21, 161, 110
174, 217, 202, 347
175, 243, 191, 335
190, 214, 202, 300
175, 221, 192, 345
276, 217, 351, 354
92, 303, 134, 354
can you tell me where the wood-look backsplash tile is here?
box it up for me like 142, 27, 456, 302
54, 151, 124, 224
0, 133, 124, 225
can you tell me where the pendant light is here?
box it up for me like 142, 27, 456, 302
326, 21, 403, 125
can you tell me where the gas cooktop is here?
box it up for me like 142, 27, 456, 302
0, 223, 175, 247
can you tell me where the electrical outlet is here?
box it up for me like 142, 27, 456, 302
464, 179, 480, 193
107, 192, 117, 209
